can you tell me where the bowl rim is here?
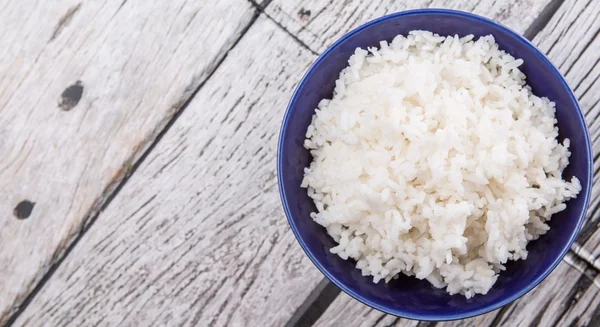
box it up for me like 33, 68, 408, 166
277, 8, 593, 321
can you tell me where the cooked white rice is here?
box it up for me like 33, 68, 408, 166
301, 30, 581, 298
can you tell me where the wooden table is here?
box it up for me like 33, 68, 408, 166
1, 0, 600, 326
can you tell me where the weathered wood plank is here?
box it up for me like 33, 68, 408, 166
0, 0, 256, 324
264, 0, 553, 53
315, 253, 600, 327
12, 15, 322, 327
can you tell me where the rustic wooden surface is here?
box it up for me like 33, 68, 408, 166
10, 16, 320, 327
0, 1, 257, 324
2, 0, 600, 326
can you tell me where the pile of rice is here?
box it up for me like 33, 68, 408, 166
301, 31, 581, 298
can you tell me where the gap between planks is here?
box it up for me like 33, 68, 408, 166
248, 0, 319, 55
522, 0, 565, 39
2, 8, 263, 327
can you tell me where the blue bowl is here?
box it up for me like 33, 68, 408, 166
277, 9, 592, 321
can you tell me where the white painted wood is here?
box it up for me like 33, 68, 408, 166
264, 0, 553, 53
7, 0, 595, 326
12, 16, 322, 327
315, 254, 600, 327
0, 0, 256, 324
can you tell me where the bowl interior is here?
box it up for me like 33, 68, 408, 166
278, 10, 591, 320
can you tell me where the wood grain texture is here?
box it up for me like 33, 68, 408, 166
264, 0, 553, 53
315, 253, 600, 327
12, 15, 322, 327
0, 0, 255, 324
